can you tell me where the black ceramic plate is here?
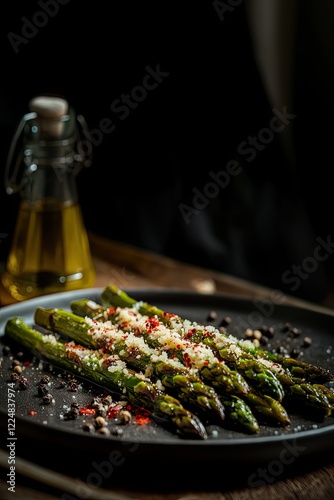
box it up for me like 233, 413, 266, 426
0, 288, 334, 472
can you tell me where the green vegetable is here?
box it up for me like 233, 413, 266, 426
100, 285, 334, 420
34, 306, 226, 426
100, 285, 285, 402
35, 306, 261, 432
69, 299, 290, 427
5, 317, 208, 440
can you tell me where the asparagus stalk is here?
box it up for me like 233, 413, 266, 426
69, 302, 261, 433
220, 395, 260, 433
70, 301, 251, 399
40, 303, 261, 433
34, 307, 227, 426
100, 286, 334, 420
70, 299, 291, 426
100, 285, 285, 402
286, 383, 333, 418
4, 317, 208, 440
238, 340, 334, 384
244, 391, 291, 425
101, 285, 334, 384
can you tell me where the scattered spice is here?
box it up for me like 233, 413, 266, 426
207, 309, 318, 363
38, 384, 49, 397
118, 409, 132, 424
288, 327, 301, 338
82, 422, 95, 433
111, 427, 124, 437
94, 404, 107, 417
79, 407, 95, 416
101, 395, 113, 406
133, 408, 151, 426
40, 375, 50, 384
303, 337, 312, 347
290, 347, 302, 359
56, 380, 67, 389
95, 416, 106, 428
107, 403, 123, 419
10, 372, 20, 382
207, 310, 217, 322
69, 382, 78, 392
260, 325, 275, 338
220, 316, 232, 328
42, 393, 54, 405
64, 407, 80, 420
97, 426, 110, 436
18, 377, 29, 390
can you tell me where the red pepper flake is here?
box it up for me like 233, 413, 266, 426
133, 408, 151, 426
163, 312, 177, 319
65, 343, 85, 350
183, 352, 192, 368
79, 407, 96, 415
106, 403, 124, 420
23, 360, 31, 367
185, 329, 197, 340
145, 317, 160, 332
28, 410, 37, 416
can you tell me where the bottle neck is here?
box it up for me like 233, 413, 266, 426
24, 137, 80, 169
5, 101, 92, 196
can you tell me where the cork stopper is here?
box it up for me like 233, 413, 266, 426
29, 96, 69, 137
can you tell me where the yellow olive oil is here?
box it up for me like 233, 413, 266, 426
2, 199, 96, 301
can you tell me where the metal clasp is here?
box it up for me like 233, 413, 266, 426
4, 112, 36, 195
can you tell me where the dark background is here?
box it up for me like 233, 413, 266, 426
1, 1, 334, 304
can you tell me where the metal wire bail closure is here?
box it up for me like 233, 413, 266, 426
4, 112, 36, 195
4, 99, 93, 195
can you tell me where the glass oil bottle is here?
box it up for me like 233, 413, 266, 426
1, 95, 96, 301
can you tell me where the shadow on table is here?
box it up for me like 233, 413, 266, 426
2, 436, 333, 496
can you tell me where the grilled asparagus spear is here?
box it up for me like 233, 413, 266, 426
287, 383, 333, 418
35, 306, 265, 432
69, 301, 251, 399
238, 340, 334, 384
69, 302, 261, 432
69, 300, 291, 426
101, 285, 334, 385
4, 317, 208, 440
100, 285, 285, 402
34, 307, 226, 426
100, 286, 334, 418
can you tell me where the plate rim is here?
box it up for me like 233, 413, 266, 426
1, 287, 334, 461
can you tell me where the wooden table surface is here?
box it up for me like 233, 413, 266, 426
0, 232, 334, 500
